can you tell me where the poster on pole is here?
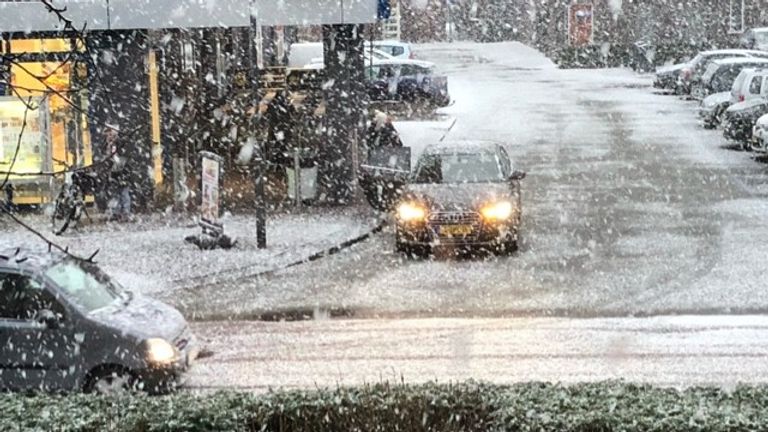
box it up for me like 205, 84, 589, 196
568, 3, 594, 47
200, 151, 223, 233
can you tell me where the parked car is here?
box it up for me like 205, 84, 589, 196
740, 28, 768, 52
304, 48, 393, 69
678, 50, 768, 95
751, 113, 768, 152
367, 40, 414, 60
0, 249, 198, 394
699, 92, 732, 129
394, 142, 526, 256
690, 58, 768, 101
723, 97, 768, 147
366, 59, 450, 110
699, 68, 768, 128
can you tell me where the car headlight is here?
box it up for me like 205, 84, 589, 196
397, 202, 427, 222
144, 338, 178, 365
480, 201, 514, 221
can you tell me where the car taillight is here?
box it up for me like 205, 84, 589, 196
409, 52, 415, 59
739, 95, 745, 102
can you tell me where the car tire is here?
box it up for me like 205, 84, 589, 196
83, 366, 138, 395
397, 239, 428, 259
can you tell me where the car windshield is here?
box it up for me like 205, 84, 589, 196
414, 152, 503, 183
710, 66, 745, 92
44, 260, 123, 313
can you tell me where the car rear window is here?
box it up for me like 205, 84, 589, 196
749, 75, 763, 94
731, 71, 749, 96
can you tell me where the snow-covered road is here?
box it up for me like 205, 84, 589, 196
188, 315, 768, 390
179, 42, 768, 319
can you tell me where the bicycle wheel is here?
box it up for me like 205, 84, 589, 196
52, 189, 75, 235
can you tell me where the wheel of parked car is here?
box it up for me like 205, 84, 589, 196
83, 367, 138, 395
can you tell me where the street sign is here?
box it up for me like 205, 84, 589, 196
200, 151, 223, 234
378, 0, 391, 20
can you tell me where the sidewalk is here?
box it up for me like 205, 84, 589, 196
0, 207, 383, 299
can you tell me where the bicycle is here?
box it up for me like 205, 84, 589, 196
51, 160, 100, 235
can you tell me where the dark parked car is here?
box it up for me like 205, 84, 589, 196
723, 97, 768, 148
366, 59, 450, 110
690, 58, 768, 101
673, 49, 768, 95
0, 249, 198, 394
394, 142, 526, 256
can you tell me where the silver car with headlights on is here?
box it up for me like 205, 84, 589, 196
395, 142, 526, 256
0, 249, 198, 394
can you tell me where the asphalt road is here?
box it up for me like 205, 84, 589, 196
177, 42, 768, 320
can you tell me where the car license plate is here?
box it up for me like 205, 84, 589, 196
440, 225, 473, 236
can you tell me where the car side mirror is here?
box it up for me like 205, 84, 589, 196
37, 309, 61, 330
509, 170, 527, 181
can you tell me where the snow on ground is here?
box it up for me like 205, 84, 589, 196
188, 315, 768, 390
191, 41, 768, 319
0, 208, 381, 299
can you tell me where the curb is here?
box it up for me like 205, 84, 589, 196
181, 218, 387, 290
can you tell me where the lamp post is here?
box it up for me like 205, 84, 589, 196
248, 13, 267, 248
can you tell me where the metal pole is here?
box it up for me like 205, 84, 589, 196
293, 147, 301, 209
250, 13, 267, 249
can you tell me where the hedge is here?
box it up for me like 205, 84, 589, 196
3, 382, 768, 431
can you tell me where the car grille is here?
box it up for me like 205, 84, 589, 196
428, 211, 482, 242
429, 211, 480, 225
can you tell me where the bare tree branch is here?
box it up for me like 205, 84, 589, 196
0, 206, 98, 263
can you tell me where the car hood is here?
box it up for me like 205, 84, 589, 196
702, 92, 731, 108
403, 183, 515, 211
726, 98, 768, 113
89, 292, 187, 341
656, 63, 687, 75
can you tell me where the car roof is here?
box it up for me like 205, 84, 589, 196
370, 40, 410, 47
372, 58, 434, 68
701, 49, 762, 56
422, 141, 502, 155
0, 247, 65, 273
749, 27, 768, 33
711, 57, 768, 66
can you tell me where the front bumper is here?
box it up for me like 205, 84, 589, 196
751, 126, 768, 152
396, 213, 519, 248
653, 74, 676, 89
139, 332, 200, 394
698, 105, 717, 124
723, 116, 756, 141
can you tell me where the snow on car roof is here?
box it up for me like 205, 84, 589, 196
423, 141, 501, 155
710, 57, 768, 66
700, 49, 765, 56
0, 247, 66, 271
372, 58, 434, 68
